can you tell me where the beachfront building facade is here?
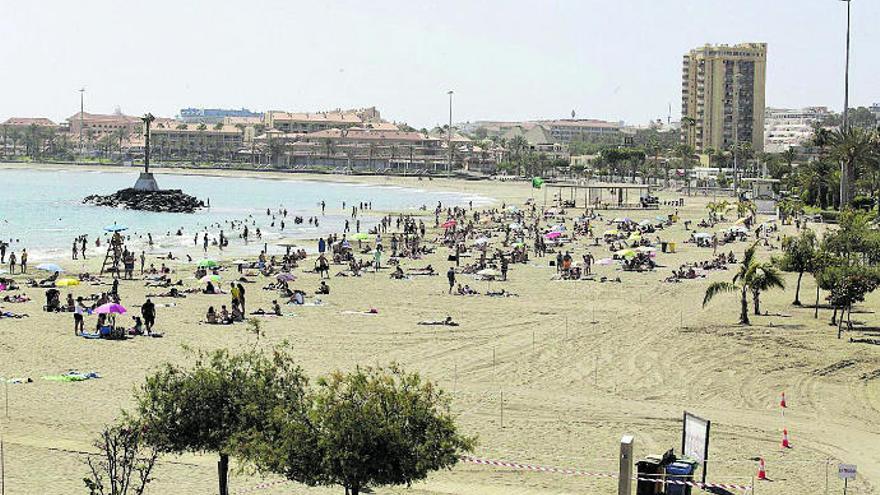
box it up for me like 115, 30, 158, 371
178, 107, 262, 124
538, 119, 621, 144
66, 112, 142, 140
681, 42, 767, 154
763, 106, 831, 153
265, 107, 382, 133
150, 123, 244, 161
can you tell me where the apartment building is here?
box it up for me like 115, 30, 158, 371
764, 106, 830, 153
150, 123, 244, 159
538, 119, 620, 143
681, 42, 767, 153
67, 112, 142, 139
265, 107, 383, 133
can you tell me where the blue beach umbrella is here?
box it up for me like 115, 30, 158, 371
104, 224, 129, 232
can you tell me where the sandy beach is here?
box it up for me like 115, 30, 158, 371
1, 165, 878, 495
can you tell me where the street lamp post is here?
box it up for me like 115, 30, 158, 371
78, 88, 85, 156
447, 90, 453, 177
840, 0, 852, 205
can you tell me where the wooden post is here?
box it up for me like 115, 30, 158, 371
500, 391, 504, 429
618, 435, 634, 495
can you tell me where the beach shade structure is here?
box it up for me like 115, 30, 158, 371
544, 231, 562, 240
201, 274, 222, 283
352, 232, 370, 241
441, 219, 457, 228
615, 249, 637, 258
276, 273, 297, 282
197, 259, 219, 268
103, 224, 129, 233
95, 303, 127, 315
55, 278, 80, 287
277, 238, 299, 247
36, 263, 64, 273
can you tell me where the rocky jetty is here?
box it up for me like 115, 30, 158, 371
83, 188, 205, 213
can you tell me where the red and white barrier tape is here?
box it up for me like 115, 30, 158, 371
233, 455, 753, 493
461, 455, 753, 492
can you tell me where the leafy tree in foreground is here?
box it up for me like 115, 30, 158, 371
83, 421, 159, 495
250, 365, 476, 495
135, 348, 309, 495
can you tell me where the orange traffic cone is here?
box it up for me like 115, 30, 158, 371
782, 428, 792, 448
757, 457, 768, 480
780, 392, 787, 408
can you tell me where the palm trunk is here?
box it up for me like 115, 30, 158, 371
740, 288, 750, 325
793, 271, 803, 305
753, 289, 761, 315
831, 307, 837, 325
814, 284, 820, 319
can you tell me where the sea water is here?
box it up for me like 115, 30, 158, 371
0, 168, 490, 262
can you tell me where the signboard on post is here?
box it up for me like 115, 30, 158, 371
682, 412, 711, 482
839, 464, 857, 480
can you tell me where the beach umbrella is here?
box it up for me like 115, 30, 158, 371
276, 273, 297, 282
55, 278, 80, 287
544, 231, 562, 240
231, 259, 249, 265
627, 232, 641, 241
201, 274, 222, 283
693, 232, 712, 239
103, 224, 129, 233
550, 224, 566, 232
506, 205, 519, 212
479, 217, 492, 224
734, 218, 746, 225
596, 257, 614, 265
36, 263, 64, 273
508, 223, 523, 230
511, 241, 525, 248
635, 246, 656, 254
352, 233, 369, 241
603, 229, 619, 236
613, 217, 631, 224
277, 238, 299, 247
655, 215, 667, 221
638, 219, 652, 227
615, 249, 636, 258
94, 303, 127, 315
474, 237, 490, 245
197, 259, 219, 268
441, 219, 457, 228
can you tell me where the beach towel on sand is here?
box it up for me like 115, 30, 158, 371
41, 371, 101, 382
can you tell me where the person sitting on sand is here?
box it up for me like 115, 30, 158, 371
231, 300, 244, 322
219, 305, 232, 324
203, 281, 219, 294
418, 316, 459, 327
205, 306, 219, 324
390, 266, 406, 279
316, 280, 330, 295
288, 290, 306, 305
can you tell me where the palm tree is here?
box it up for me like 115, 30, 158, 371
829, 126, 874, 207
703, 243, 785, 325
675, 144, 695, 193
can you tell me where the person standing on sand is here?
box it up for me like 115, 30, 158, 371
141, 298, 156, 335
20, 248, 27, 274
447, 267, 456, 294
321, 200, 326, 215
73, 297, 85, 335
8, 251, 16, 275
140, 251, 146, 275
237, 283, 246, 314
0, 241, 6, 263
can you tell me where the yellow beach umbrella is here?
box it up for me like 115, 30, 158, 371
55, 278, 80, 287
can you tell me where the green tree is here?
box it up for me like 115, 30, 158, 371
136, 348, 309, 495
258, 365, 475, 495
703, 243, 785, 325
779, 230, 817, 305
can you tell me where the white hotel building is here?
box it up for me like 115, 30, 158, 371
763, 106, 831, 153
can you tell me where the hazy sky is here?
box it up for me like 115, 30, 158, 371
2, 0, 878, 128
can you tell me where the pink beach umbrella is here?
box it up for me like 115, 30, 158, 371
441, 220, 457, 228
94, 303, 127, 315
544, 231, 562, 240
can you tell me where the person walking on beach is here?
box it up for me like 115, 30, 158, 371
8, 251, 16, 275
72, 240, 78, 260
0, 241, 6, 263
81, 238, 87, 259
20, 248, 27, 274
141, 298, 156, 335
73, 297, 85, 335
447, 266, 456, 294
203, 233, 208, 253
140, 251, 146, 275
